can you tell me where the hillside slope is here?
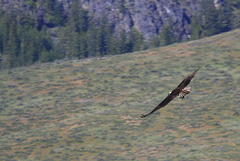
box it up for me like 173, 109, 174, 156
0, 29, 240, 160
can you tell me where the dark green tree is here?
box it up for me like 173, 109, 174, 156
200, 0, 220, 37
150, 34, 161, 48
127, 27, 144, 52
38, 27, 54, 62
62, 0, 89, 58
87, 24, 97, 57
0, 31, 3, 54
190, 15, 202, 40
4, 13, 21, 67
96, 17, 112, 56
22, 28, 36, 65
54, 2, 65, 26
69, 0, 80, 32
79, 32, 88, 58
160, 25, 174, 46
69, 0, 88, 33
119, 30, 128, 54
217, 1, 233, 32
0, 11, 5, 54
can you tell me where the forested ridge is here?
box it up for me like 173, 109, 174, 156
0, 0, 239, 69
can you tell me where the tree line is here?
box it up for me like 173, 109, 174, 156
190, 0, 236, 40
0, 0, 239, 69
0, 1, 145, 69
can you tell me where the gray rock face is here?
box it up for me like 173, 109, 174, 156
58, 0, 202, 40
1, 0, 221, 41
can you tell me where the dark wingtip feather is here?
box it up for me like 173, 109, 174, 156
140, 114, 148, 118
192, 67, 201, 75
195, 67, 201, 72
196, 66, 202, 72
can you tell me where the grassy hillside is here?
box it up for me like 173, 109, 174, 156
0, 29, 240, 160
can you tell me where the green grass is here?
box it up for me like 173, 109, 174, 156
0, 29, 240, 160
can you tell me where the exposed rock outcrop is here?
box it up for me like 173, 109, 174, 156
0, 0, 223, 41
58, 0, 202, 40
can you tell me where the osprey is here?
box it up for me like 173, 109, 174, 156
140, 68, 200, 118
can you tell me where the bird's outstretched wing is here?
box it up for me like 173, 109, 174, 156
140, 68, 200, 118
140, 90, 179, 118
177, 68, 200, 89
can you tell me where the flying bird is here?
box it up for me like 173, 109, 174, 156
140, 68, 200, 118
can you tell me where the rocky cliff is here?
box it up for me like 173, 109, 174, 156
59, 0, 206, 40
1, 0, 224, 41
75, 0, 201, 40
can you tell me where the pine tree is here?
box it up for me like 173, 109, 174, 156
54, 2, 65, 26
79, 8, 88, 33
190, 15, 202, 40
0, 11, 4, 54
0, 31, 3, 54
110, 36, 121, 55
96, 17, 112, 56
24, 29, 36, 65
69, 0, 88, 33
5, 13, 21, 67
96, 26, 106, 56
87, 24, 97, 57
160, 25, 174, 46
217, 1, 233, 32
119, 30, 128, 54
229, 0, 240, 28
128, 27, 144, 52
201, 0, 220, 37
62, 0, 90, 59
22, 11, 35, 30
150, 34, 160, 48
39, 27, 54, 62
79, 32, 88, 58
68, 30, 80, 59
